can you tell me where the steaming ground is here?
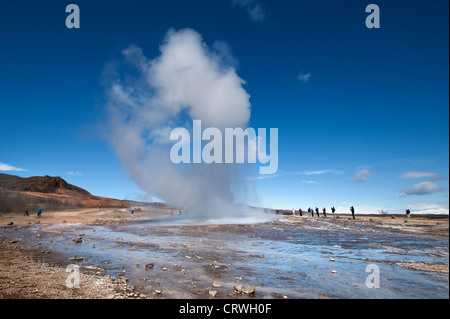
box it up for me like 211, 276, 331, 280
1, 208, 448, 299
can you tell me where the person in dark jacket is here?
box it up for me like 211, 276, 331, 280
350, 206, 355, 220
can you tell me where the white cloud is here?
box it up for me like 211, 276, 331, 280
334, 204, 386, 215
400, 181, 446, 196
302, 180, 319, 184
0, 162, 28, 172
300, 169, 343, 176
231, 0, 266, 22
400, 171, 438, 179
67, 171, 83, 176
297, 71, 311, 83
407, 202, 449, 215
249, 169, 342, 182
352, 169, 373, 183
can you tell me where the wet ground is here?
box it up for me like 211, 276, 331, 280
1, 215, 448, 299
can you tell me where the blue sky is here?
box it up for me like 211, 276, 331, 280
0, 0, 448, 214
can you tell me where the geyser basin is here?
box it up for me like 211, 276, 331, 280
3, 215, 448, 299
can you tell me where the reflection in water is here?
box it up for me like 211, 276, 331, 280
4, 217, 449, 299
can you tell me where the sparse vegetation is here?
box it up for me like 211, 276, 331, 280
0, 190, 85, 213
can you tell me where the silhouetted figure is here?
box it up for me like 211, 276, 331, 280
37, 207, 43, 218
322, 207, 327, 217
23, 210, 29, 216
331, 206, 336, 218
315, 207, 320, 217
299, 208, 303, 217
406, 209, 411, 218
350, 206, 355, 220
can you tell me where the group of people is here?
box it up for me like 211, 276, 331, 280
22, 207, 43, 217
292, 206, 356, 219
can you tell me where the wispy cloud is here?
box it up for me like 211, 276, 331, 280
300, 169, 343, 176
400, 171, 439, 179
249, 169, 343, 181
400, 181, 446, 196
0, 162, 28, 172
231, 0, 266, 22
67, 171, 83, 176
297, 71, 311, 83
352, 169, 373, 183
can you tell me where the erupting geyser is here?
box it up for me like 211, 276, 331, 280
104, 28, 266, 220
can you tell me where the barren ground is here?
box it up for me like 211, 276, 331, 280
1, 209, 448, 299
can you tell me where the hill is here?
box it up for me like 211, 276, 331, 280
0, 173, 136, 213
0, 173, 91, 196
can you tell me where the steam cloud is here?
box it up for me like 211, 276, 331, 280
104, 28, 257, 219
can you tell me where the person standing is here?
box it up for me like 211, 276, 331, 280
331, 206, 336, 218
406, 209, 411, 218
37, 207, 43, 218
350, 206, 355, 220
299, 208, 303, 217
322, 207, 327, 217
315, 207, 320, 217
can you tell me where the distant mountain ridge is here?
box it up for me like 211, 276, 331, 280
0, 173, 91, 197
0, 173, 139, 213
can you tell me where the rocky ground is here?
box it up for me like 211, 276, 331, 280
1, 209, 448, 299
0, 237, 134, 299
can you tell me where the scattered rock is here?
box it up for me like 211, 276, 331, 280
209, 290, 217, 298
154, 289, 162, 295
271, 292, 287, 299
329, 258, 335, 262
331, 270, 337, 274
211, 282, 222, 288
84, 265, 104, 272
69, 256, 84, 262
73, 237, 83, 244
7, 222, 14, 226
234, 284, 256, 295
145, 263, 154, 270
